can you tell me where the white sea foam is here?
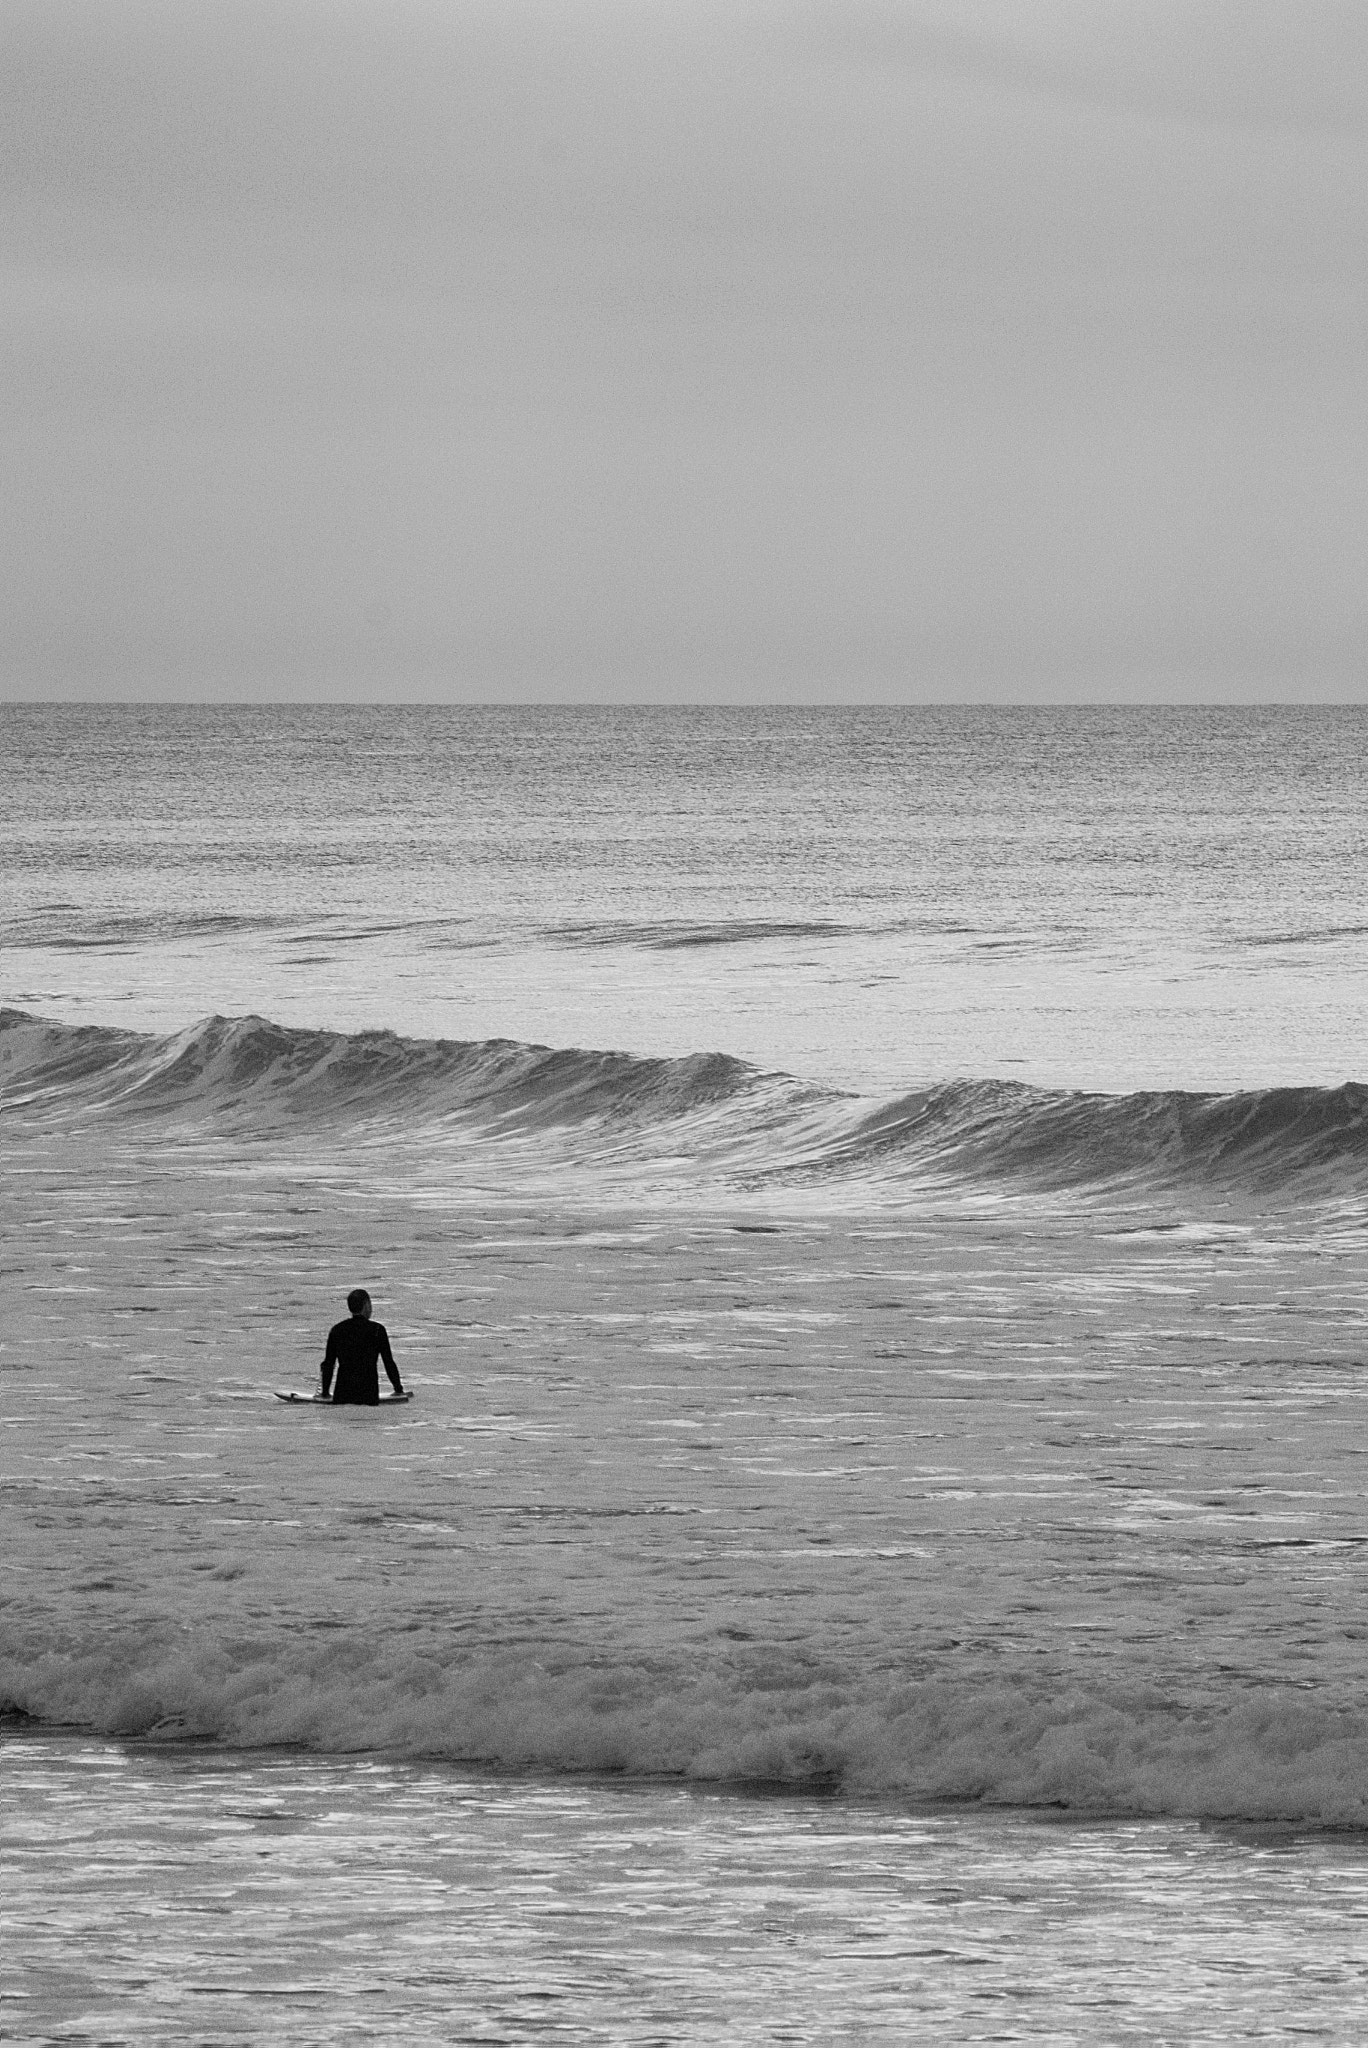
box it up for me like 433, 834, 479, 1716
8, 1625, 1368, 1827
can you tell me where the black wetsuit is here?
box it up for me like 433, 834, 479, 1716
321, 1316, 403, 1404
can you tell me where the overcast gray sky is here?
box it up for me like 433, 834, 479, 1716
4, 0, 1366, 701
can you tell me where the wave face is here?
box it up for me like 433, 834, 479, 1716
4, 1008, 1367, 1202
833, 1075, 1368, 1198
0, 1007, 759, 1132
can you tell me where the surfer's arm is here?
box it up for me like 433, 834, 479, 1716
320, 1329, 338, 1399
378, 1327, 404, 1395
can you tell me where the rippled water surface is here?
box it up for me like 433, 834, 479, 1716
7, 1738, 1368, 2044
6, 1147, 1368, 1817
5, 706, 1368, 2039
5, 703, 1368, 1092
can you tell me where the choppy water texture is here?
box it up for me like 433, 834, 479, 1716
3, 705, 1368, 2038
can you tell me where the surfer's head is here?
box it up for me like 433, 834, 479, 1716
347, 1288, 372, 1317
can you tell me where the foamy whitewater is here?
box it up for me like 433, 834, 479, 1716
5, 705, 1368, 2038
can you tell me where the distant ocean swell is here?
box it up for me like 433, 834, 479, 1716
4, 1624, 1367, 1827
4, 1008, 1368, 1200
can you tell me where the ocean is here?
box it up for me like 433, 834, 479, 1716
4, 703, 1368, 2040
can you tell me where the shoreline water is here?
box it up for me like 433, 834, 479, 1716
8, 1728, 1368, 2044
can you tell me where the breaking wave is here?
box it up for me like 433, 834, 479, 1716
6, 1619, 1368, 1827
3, 1007, 1366, 1201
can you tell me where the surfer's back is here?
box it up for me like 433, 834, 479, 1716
322, 1306, 402, 1403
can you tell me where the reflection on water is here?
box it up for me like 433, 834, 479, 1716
5, 1736, 1368, 2043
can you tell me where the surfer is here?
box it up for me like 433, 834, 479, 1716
320, 1289, 406, 1404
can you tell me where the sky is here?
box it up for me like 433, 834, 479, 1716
4, 0, 1366, 703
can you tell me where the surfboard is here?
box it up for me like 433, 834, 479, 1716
274, 1391, 412, 1404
